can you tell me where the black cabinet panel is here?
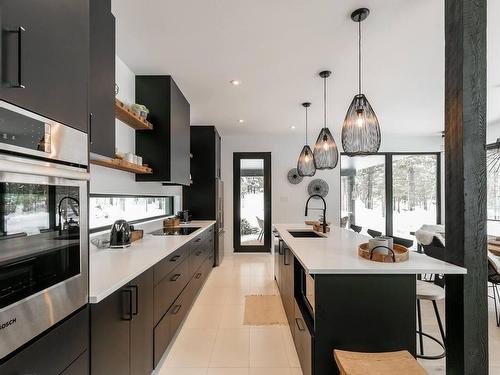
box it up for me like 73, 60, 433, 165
61, 350, 89, 375
294, 301, 312, 375
153, 309, 172, 367
90, 288, 130, 375
130, 269, 154, 375
0, 306, 89, 375
136, 76, 190, 184
154, 258, 189, 324
0, 0, 89, 132
89, 0, 115, 156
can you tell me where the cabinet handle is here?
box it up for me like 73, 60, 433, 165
170, 273, 181, 281
5, 26, 26, 88
121, 289, 133, 321
195, 272, 202, 279
195, 238, 201, 242
171, 304, 182, 315
284, 248, 290, 265
89, 113, 93, 145
278, 240, 283, 255
195, 250, 202, 256
130, 285, 138, 316
295, 318, 306, 332
170, 255, 181, 262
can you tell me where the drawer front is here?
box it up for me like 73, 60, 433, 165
154, 244, 190, 285
294, 301, 312, 375
189, 243, 209, 278
190, 257, 212, 295
153, 310, 172, 367
167, 288, 192, 341
154, 259, 189, 324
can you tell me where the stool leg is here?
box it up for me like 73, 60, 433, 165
417, 299, 424, 356
432, 300, 446, 344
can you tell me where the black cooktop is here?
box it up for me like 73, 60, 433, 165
150, 227, 201, 236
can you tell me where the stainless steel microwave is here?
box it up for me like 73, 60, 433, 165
0, 100, 89, 360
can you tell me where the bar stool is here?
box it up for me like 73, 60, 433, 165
334, 349, 428, 375
350, 224, 362, 233
367, 229, 382, 238
416, 280, 446, 360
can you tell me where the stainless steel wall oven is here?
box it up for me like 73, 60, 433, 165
0, 100, 89, 360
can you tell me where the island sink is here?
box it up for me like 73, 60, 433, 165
288, 230, 325, 238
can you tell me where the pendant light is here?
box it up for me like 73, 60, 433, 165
313, 70, 339, 169
297, 102, 316, 177
341, 8, 381, 156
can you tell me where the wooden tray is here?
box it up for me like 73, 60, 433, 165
358, 243, 409, 263
163, 218, 180, 228
131, 229, 144, 243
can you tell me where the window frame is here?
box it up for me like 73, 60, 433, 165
340, 152, 442, 236
89, 193, 175, 233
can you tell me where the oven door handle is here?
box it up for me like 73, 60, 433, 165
0, 158, 90, 181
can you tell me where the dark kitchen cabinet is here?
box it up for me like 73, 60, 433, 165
0, 306, 89, 375
294, 301, 312, 375
89, 0, 116, 157
91, 268, 154, 375
0, 0, 89, 132
281, 245, 295, 330
136, 76, 190, 184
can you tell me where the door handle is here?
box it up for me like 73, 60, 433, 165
170, 273, 181, 281
295, 318, 306, 332
129, 285, 138, 316
5, 26, 26, 88
171, 304, 182, 315
121, 289, 133, 321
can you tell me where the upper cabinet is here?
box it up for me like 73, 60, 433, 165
89, 0, 116, 157
0, 0, 89, 133
135, 76, 190, 185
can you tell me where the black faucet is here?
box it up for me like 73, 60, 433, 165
304, 194, 327, 233
58, 196, 80, 235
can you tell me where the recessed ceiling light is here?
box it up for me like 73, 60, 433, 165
290, 125, 296, 130
238, 119, 245, 124
230, 80, 241, 86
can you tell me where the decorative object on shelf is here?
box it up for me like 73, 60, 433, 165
287, 168, 303, 184
307, 179, 329, 198
90, 158, 153, 174
131, 103, 149, 119
358, 242, 409, 263
487, 138, 500, 173
115, 99, 154, 130
114, 83, 120, 97
297, 102, 316, 177
313, 70, 339, 169
341, 7, 381, 156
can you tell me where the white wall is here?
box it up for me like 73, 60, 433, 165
221, 132, 443, 253
90, 56, 182, 208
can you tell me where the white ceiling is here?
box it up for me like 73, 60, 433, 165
112, 0, 499, 137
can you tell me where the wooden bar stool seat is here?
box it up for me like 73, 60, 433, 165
334, 349, 428, 375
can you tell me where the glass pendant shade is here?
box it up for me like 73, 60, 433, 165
313, 127, 339, 169
297, 145, 316, 177
341, 93, 381, 155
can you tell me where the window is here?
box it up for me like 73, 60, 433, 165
487, 145, 500, 236
89, 195, 174, 231
340, 153, 441, 241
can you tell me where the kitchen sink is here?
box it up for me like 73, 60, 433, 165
288, 230, 325, 238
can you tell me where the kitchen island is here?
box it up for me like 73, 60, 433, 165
274, 224, 466, 375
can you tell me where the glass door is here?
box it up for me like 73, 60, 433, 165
233, 152, 271, 252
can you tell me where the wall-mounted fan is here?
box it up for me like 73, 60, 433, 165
308, 179, 329, 198
287, 168, 303, 184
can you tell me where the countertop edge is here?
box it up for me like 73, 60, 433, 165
89, 221, 216, 304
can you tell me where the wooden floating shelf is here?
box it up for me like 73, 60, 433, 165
91, 158, 153, 174
115, 99, 153, 130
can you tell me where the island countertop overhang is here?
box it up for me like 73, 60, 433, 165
274, 224, 467, 275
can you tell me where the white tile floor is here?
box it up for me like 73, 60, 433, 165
155, 253, 303, 375
155, 252, 500, 375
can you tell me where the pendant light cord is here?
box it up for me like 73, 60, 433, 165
323, 76, 327, 129
305, 106, 308, 144
358, 20, 362, 95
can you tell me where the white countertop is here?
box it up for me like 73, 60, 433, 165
275, 224, 467, 275
89, 220, 216, 303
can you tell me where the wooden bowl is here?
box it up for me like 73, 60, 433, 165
358, 243, 409, 263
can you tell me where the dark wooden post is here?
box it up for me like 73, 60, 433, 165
444, 0, 488, 374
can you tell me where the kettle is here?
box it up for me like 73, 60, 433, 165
109, 220, 131, 248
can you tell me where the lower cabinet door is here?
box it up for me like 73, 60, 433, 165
294, 301, 312, 375
90, 288, 131, 375
130, 269, 154, 375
